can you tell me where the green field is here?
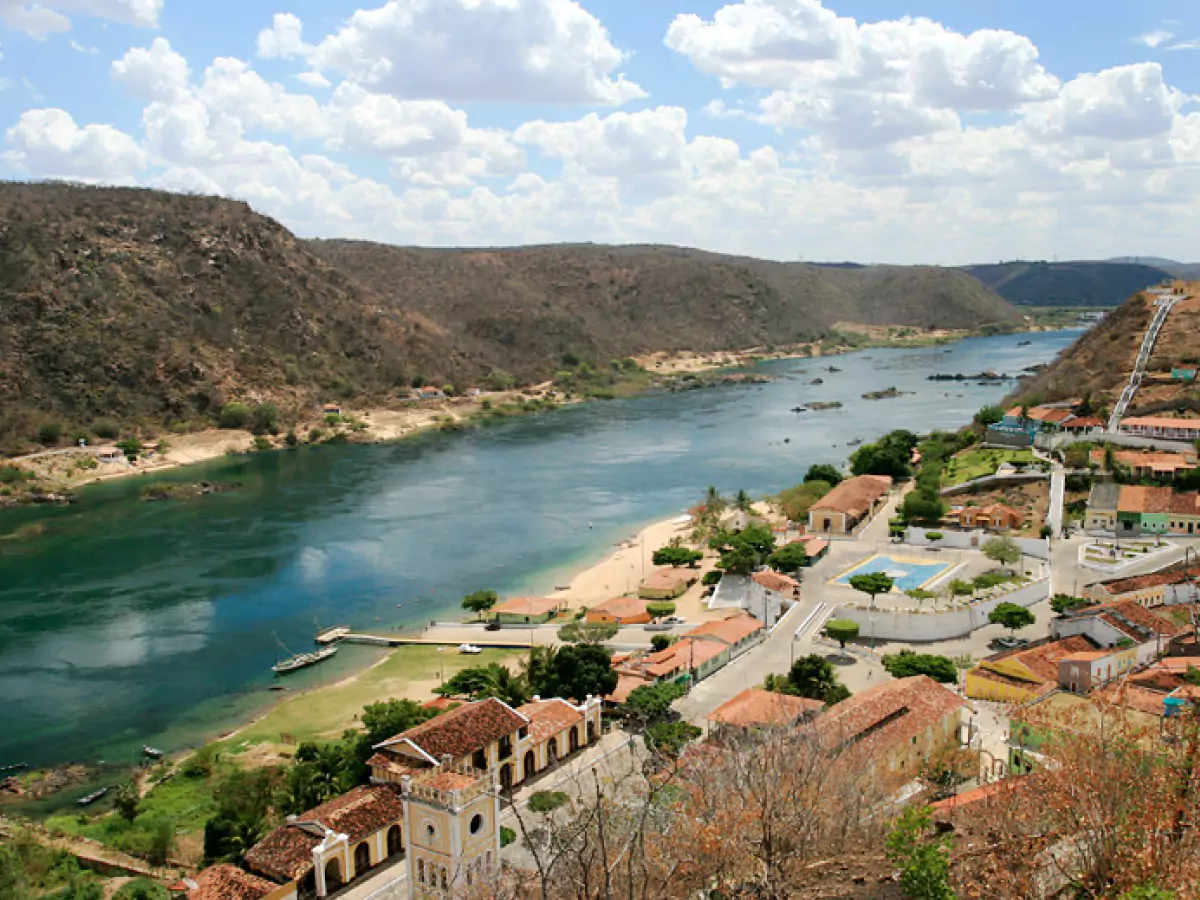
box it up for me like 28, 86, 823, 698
943, 448, 1037, 487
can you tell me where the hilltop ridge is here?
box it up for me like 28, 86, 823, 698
0, 182, 1026, 449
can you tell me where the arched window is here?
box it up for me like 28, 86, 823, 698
324, 858, 343, 890
523, 750, 536, 778
354, 841, 371, 875
440, 866, 448, 889
418, 859, 425, 884
386, 824, 402, 857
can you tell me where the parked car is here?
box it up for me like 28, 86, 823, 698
992, 636, 1029, 650
484, 621, 502, 631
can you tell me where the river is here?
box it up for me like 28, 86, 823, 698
0, 330, 1079, 770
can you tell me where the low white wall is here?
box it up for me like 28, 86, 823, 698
833, 578, 1050, 642
904, 528, 1050, 561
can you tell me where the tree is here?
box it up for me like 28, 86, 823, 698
528, 790, 570, 814
804, 463, 843, 486
557, 620, 618, 644
881, 650, 958, 684
115, 437, 142, 461
461, 589, 499, 617
907, 588, 936, 608
901, 490, 947, 526
113, 779, 140, 822
250, 403, 281, 435
948, 579, 974, 600
989, 602, 1035, 635
767, 543, 808, 573
983, 536, 1022, 568
823, 619, 859, 651
1051, 593, 1089, 615
925, 531, 944, 547
850, 430, 919, 479
848, 572, 894, 607
534, 643, 616, 701
218, 402, 252, 429
622, 681, 687, 729
645, 720, 701, 758
37, 422, 62, 446
778, 480, 832, 521
113, 879, 169, 900
645, 601, 676, 619
733, 488, 754, 511
651, 546, 703, 568
885, 805, 955, 900
650, 634, 676, 652
786, 654, 844, 703
202, 769, 278, 864
702, 485, 725, 516
435, 663, 530, 706
711, 523, 777, 575
974, 405, 1004, 427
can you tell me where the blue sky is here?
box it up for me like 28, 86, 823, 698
1, 0, 1198, 263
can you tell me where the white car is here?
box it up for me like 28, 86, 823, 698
457, 643, 482, 655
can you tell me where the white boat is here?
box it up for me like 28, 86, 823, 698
272, 645, 338, 674
457, 643, 482, 655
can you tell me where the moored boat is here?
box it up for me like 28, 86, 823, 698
78, 787, 109, 806
272, 645, 338, 674
142, 746, 164, 759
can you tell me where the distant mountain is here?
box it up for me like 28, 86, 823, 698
963, 260, 1172, 307
1108, 257, 1200, 280
0, 182, 1024, 451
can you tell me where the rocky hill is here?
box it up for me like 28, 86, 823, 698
964, 260, 1171, 307
0, 182, 1024, 450
0, 182, 467, 451
308, 241, 1023, 375
1010, 287, 1200, 415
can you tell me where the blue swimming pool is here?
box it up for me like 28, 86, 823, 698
834, 555, 952, 592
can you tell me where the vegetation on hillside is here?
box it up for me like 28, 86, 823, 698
965, 260, 1170, 307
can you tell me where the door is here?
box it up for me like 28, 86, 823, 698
524, 750, 536, 778
324, 859, 343, 893
386, 825, 402, 857
354, 842, 371, 876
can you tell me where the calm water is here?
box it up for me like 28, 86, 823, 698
0, 331, 1079, 769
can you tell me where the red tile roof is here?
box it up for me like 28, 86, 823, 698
587, 596, 650, 621
807, 675, 965, 760
640, 567, 697, 591
989, 636, 1097, 682
421, 770, 480, 791
606, 673, 651, 704
1121, 415, 1200, 432
643, 637, 726, 677
685, 614, 765, 646
491, 596, 561, 617
752, 570, 800, 593
516, 698, 583, 743
245, 785, 404, 883
1091, 562, 1200, 598
188, 865, 278, 900
378, 697, 528, 762
1118, 486, 1200, 516
1081, 599, 1188, 642
707, 687, 823, 728
930, 778, 1029, 814
810, 475, 892, 519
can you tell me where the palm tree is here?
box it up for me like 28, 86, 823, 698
703, 485, 726, 516
734, 489, 754, 512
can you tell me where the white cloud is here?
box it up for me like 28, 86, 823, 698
297, 71, 332, 89
304, 0, 644, 105
257, 12, 310, 60
515, 107, 689, 178
1166, 39, 1200, 51
69, 39, 98, 53
667, 0, 1058, 148
1134, 29, 1174, 48
112, 37, 190, 102
0, 0, 160, 36
1022, 63, 1183, 142
3, 108, 146, 179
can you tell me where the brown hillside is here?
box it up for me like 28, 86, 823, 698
1010, 287, 1200, 415
0, 182, 467, 448
307, 241, 1024, 377
0, 182, 1022, 448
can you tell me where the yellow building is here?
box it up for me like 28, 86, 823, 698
964, 636, 1096, 704
402, 763, 499, 899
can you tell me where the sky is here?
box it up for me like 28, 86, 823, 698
1, 0, 1199, 264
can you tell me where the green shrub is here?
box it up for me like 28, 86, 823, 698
500, 826, 516, 847
37, 422, 63, 446
113, 879, 170, 900
646, 601, 676, 618
528, 790, 569, 814
701, 571, 722, 586
218, 403, 251, 429
250, 404, 281, 435
92, 418, 120, 439
252, 436, 272, 451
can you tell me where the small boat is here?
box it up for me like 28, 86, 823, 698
458, 644, 482, 655
0, 762, 27, 773
142, 746, 164, 759
272, 645, 338, 675
78, 787, 109, 806
268, 685, 288, 692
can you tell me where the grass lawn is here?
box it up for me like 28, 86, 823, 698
943, 449, 1037, 487
219, 646, 522, 754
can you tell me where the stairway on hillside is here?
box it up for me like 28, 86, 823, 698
1107, 291, 1184, 431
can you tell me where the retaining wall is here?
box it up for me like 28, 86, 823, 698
833, 578, 1050, 642
904, 528, 1049, 561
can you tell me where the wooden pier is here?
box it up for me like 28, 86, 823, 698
315, 628, 534, 650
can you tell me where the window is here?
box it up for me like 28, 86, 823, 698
418, 860, 425, 884
426, 822, 437, 841
440, 867, 448, 889
470, 813, 484, 835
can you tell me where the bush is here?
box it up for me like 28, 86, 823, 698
528, 790, 569, 814
0, 465, 32, 485
500, 826, 517, 847
252, 436, 272, 451
91, 418, 120, 439
650, 634, 676, 652
218, 403, 251, 429
701, 570, 722, 586
114, 879, 170, 900
250, 403, 281, 435
646, 601, 676, 618
37, 422, 62, 446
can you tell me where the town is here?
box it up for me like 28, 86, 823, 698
7, 284, 1193, 900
